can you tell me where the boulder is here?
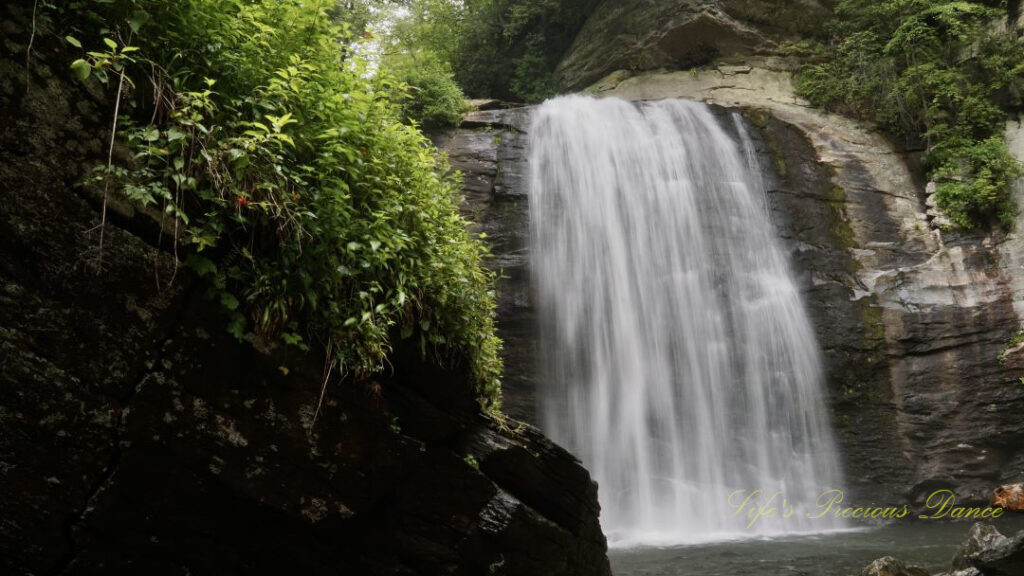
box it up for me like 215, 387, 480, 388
862, 556, 932, 576
950, 523, 1024, 576
991, 483, 1024, 512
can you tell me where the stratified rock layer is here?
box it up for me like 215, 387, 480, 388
0, 5, 611, 575
595, 70, 1024, 508
556, 0, 836, 90
438, 67, 1024, 510
431, 108, 534, 422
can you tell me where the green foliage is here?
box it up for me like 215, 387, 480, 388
1000, 332, 1024, 364
455, 0, 601, 101
58, 0, 503, 408
374, 0, 599, 102
795, 0, 1024, 229
509, 35, 561, 103
384, 52, 468, 129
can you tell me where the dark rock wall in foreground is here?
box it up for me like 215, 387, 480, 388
0, 5, 610, 574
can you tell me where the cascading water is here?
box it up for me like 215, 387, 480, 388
529, 96, 846, 546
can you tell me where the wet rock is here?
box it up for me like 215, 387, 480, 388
950, 523, 1024, 576
862, 556, 931, 576
935, 569, 984, 576
467, 99, 519, 112
594, 69, 1024, 511
991, 483, 1024, 512
431, 107, 537, 423
439, 76, 1024, 510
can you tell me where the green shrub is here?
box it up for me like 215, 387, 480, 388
375, 0, 598, 102
58, 0, 503, 408
795, 0, 1024, 229
384, 52, 468, 129
509, 35, 560, 104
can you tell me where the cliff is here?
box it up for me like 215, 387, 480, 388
556, 0, 837, 91
0, 4, 611, 574
441, 69, 1024, 509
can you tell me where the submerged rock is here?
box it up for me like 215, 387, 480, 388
935, 569, 984, 576
863, 524, 1024, 576
862, 556, 931, 576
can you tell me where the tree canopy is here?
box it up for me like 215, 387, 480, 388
795, 0, 1024, 229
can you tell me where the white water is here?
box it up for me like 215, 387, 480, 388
529, 96, 846, 546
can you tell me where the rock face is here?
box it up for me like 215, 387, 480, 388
437, 64, 1024, 509
950, 523, 1024, 576
0, 5, 611, 575
556, 0, 836, 90
431, 108, 535, 423
992, 483, 1024, 512
589, 69, 1024, 508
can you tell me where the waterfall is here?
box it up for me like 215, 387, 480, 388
529, 96, 846, 546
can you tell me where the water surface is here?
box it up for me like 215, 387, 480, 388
610, 518, 1024, 576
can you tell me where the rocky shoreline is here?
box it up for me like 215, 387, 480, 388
863, 522, 1024, 576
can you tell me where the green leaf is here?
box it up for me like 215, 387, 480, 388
226, 313, 247, 340
220, 292, 240, 311
185, 254, 217, 277
70, 59, 91, 81
128, 9, 150, 33
166, 127, 186, 142
65, 36, 82, 48
103, 38, 117, 51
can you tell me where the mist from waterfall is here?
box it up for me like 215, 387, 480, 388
528, 96, 847, 546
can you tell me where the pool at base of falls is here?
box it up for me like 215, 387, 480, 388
610, 517, 1024, 576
